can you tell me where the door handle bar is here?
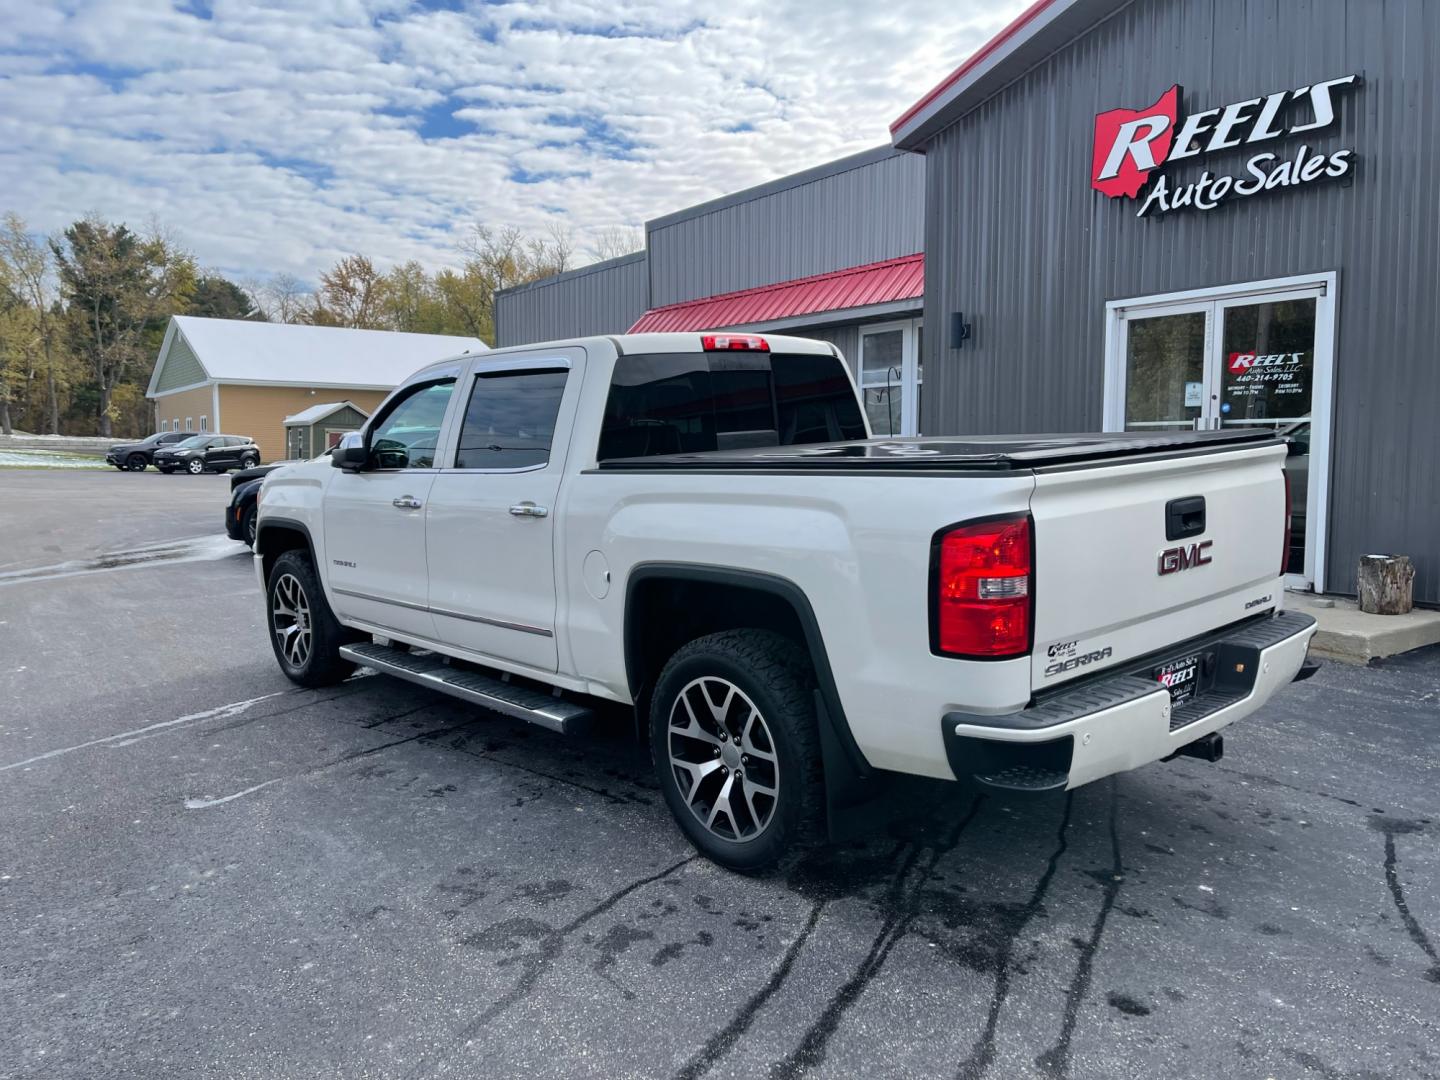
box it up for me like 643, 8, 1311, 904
509, 503, 549, 518
392, 496, 423, 510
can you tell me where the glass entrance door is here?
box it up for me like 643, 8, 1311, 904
1121, 308, 1210, 432
859, 319, 923, 436
1217, 297, 1318, 576
1105, 279, 1334, 590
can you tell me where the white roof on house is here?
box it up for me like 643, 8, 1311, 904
283, 401, 368, 426
149, 315, 486, 394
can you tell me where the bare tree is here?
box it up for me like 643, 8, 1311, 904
589, 225, 643, 263
257, 273, 308, 324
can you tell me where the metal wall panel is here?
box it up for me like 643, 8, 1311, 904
494, 252, 649, 347
919, 0, 1440, 602
647, 148, 924, 307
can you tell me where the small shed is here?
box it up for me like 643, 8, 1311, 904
282, 401, 370, 460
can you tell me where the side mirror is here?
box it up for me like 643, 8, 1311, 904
332, 443, 368, 470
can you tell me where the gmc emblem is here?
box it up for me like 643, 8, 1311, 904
1159, 540, 1213, 576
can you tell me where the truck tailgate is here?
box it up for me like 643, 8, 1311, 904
1028, 442, 1287, 691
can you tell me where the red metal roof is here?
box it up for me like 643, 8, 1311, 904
889, 0, 1061, 138
628, 253, 924, 334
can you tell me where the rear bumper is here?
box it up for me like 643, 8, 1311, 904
942, 611, 1318, 792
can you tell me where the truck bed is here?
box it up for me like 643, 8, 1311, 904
594, 429, 1278, 472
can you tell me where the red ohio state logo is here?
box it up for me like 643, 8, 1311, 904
1090, 75, 1361, 216
1092, 85, 1180, 198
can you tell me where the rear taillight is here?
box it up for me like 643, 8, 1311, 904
933, 515, 1033, 658
701, 333, 769, 352
1281, 470, 1292, 576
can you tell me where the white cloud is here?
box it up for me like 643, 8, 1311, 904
0, 0, 1025, 282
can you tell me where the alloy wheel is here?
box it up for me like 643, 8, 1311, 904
187, 459, 204, 474
667, 676, 779, 842
271, 573, 312, 669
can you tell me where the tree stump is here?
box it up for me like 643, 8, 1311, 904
1357, 554, 1415, 615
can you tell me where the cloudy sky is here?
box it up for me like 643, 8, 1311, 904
0, 0, 1023, 284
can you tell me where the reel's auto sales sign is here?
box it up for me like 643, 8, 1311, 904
1091, 75, 1360, 217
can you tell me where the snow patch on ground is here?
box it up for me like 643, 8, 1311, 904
0, 449, 107, 469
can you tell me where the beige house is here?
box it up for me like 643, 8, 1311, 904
146, 316, 486, 462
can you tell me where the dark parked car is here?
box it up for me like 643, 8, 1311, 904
225, 451, 337, 546
225, 476, 266, 547
105, 431, 195, 471
153, 434, 260, 475
229, 461, 286, 491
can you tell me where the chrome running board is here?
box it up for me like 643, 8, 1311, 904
340, 642, 595, 735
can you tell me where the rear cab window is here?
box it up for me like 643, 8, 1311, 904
597, 351, 865, 461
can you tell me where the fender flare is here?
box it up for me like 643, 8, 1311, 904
623, 562, 872, 781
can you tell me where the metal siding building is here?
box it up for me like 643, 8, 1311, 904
494, 146, 927, 434
901, 0, 1440, 603
645, 147, 924, 307
494, 252, 648, 348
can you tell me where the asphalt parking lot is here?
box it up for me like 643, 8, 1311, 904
2, 470, 1438, 1080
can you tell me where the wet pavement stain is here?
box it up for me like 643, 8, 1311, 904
1369, 816, 1440, 983
1105, 991, 1151, 1017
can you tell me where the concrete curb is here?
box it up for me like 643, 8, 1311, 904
1291, 593, 1440, 664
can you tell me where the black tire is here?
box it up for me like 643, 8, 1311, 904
265, 550, 357, 687
186, 458, 206, 475
241, 505, 258, 548
125, 454, 147, 472
159, 467, 176, 474
650, 630, 824, 872
241, 454, 259, 469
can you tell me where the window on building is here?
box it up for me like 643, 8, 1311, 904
172, 418, 179, 432
597, 351, 865, 460
454, 369, 568, 470
199, 415, 208, 431
159, 420, 168, 432
185, 417, 193, 432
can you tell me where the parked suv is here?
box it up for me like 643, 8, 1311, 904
153, 434, 260, 474
105, 430, 195, 471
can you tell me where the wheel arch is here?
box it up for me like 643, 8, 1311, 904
254, 516, 316, 585
623, 563, 871, 780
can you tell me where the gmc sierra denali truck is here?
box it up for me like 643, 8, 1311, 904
253, 332, 1318, 870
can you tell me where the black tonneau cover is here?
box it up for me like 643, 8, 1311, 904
596, 429, 1279, 472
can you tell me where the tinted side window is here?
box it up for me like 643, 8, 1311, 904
774, 355, 868, 444
369, 381, 455, 469
597, 353, 864, 460
454, 369, 567, 470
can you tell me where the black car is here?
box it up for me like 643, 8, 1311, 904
153, 434, 260, 475
225, 476, 266, 546
229, 461, 285, 491
105, 430, 195, 471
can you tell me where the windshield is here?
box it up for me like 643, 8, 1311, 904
175, 436, 208, 449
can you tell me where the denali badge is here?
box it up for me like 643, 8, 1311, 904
1158, 540, 1213, 576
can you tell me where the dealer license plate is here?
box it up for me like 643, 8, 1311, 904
1153, 653, 1201, 707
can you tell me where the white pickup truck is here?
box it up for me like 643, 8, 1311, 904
254, 332, 1318, 869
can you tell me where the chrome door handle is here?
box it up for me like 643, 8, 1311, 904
509, 502, 549, 518
392, 496, 422, 510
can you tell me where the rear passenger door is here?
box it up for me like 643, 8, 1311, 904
424, 352, 584, 673
205, 437, 239, 470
